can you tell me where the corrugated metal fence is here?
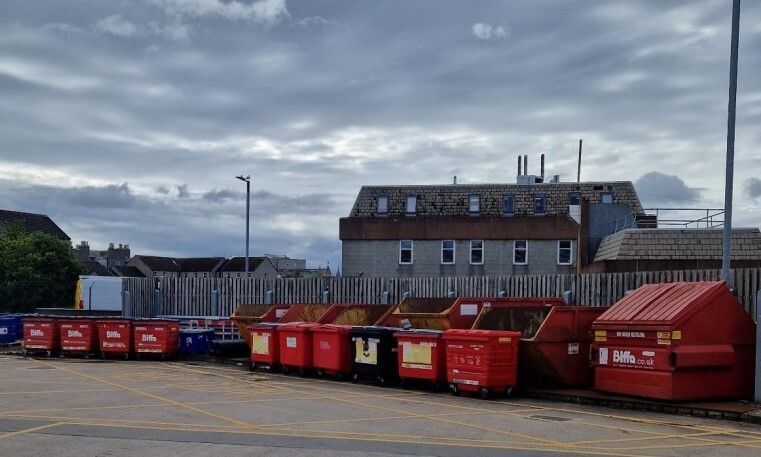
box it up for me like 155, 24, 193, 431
123, 268, 761, 318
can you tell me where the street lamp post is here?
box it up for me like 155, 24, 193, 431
236, 175, 251, 275
721, 0, 741, 285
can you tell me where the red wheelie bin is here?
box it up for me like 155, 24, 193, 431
96, 318, 132, 359
395, 330, 446, 390
278, 322, 320, 376
133, 319, 180, 360
59, 317, 98, 357
22, 316, 59, 357
249, 323, 279, 370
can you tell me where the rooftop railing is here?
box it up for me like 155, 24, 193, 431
612, 208, 725, 233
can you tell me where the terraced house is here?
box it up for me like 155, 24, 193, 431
340, 160, 761, 277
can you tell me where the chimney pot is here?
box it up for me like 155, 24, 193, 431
540, 154, 545, 182
523, 155, 528, 175
517, 156, 522, 176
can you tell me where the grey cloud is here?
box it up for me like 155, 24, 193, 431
744, 178, 761, 201
634, 172, 702, 205
56, 183, 137, 208
95, 15, 138, 37
176, 184, 190, 198
472, 23, 508, 41
156, 185, 170, 195
149, 0, 290, 25
203, 188, 241, 202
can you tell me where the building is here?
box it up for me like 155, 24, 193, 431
0, 209, 70, 242
110, 265, 146, 278
74, 241, 131, 268
126, 256, 180, 278
178, 258, 226, 278
265, 254, 307, 272
218, 257, 279, 279
340, 155, 761, 277
279, 265, 333, 279
82, 259, 115, 276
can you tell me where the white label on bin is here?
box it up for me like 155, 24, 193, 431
276, 309, 288, 319
286, 336, 297, 348
460, 304, 478, 316
567, 343, 579, 355
598, 348, 609, 365
0, 328, 7, 335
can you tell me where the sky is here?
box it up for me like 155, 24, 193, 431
1, 0, 760, 270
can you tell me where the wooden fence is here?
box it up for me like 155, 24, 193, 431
123, 268, 761, 318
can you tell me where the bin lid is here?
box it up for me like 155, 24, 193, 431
179, 328, 216, 335
594, 281, 729, 327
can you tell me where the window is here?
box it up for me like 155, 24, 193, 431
203, 272, 208, 278
469, 240, 484, 265
557, 240, 573, 265
533, 195, 546, 214
601, 192, 614, 204
468, 194, 480, 214
377, 196, 389, 215
502, 195, 515, 215
513, 240, 528, 265
569, 193, 581, 205
399, 240, 413, 264
406, 195, 417, 215
441, 240, 455, 264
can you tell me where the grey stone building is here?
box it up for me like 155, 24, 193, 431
74, 241, 131, 268
218, 257, 279, 279
340, 175, 644, 277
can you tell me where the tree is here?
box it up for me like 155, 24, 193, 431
0, 223, 84, 313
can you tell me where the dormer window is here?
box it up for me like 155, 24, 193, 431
406, 195, 417, 215
533, 195, 546, 214
503, 195, 515, 215
569, 193, 581, 205
468, 194, 480, 215
601, 192, 614, 204
377, 196, 389, 215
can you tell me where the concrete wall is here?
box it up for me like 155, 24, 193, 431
342, 239, 575, 277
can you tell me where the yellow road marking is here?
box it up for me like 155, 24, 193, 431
0, 422, 64, 441
31, 359, 252, 428
0, 388, 119, 396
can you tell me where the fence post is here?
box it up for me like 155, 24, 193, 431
265, 290, 273, 305
153, 289, 162, 317
447, 290, 457, 299
381, 291, 390, 304
322, 288, 331, 303
211, 290, 220, 317
756, 290, 761, 402
121, 291, 132, 318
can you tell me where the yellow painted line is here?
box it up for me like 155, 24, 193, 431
0, 388, 119, 396
0, 413, 241, 430
31, 359, 252, 428
50, 419, 662, 457
0, 422, 64, 441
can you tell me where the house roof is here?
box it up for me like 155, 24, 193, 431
84, 260, 115, 276
348, 181, 642, 218
0, 209, 70, 241
594, 228, 761, 262
133, 255, 180, 272
110, 265, 145, 277
219, 257, 273, 272
178, 257, 225, 272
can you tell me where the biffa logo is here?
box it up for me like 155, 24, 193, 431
142, 334, 157, 342
106, 331, 121, 338
612, 350, 636, 364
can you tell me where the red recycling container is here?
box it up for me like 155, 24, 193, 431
59, 318, 98, 355
249, 323, 280, 370
278, 322, 320, 375
23, 317, 59, 357
96, 318, 132, 359
133, 319, 179, 359
443, 329, 521, 399
312, 324, 353, 378
592, 281, 756, 401
395, 330, 446, 388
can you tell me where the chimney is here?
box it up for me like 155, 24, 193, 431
540, 154, 545, 182
517, 156, 522, 176
453, 175, 457, 185
109, 243, 114, 249
523, 155, 528, 176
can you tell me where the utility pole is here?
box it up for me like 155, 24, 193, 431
236, 175, 251, 275
722, 0, 741, 285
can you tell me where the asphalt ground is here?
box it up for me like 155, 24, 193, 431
1, 355, 761, 457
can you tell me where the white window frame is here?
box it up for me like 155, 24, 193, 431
399, 240, 414, 264
557, 240, 573, 265
441, 240, 455, 265
513, 240, 528, 265
406, 195, 417, 215
468, 194, 480, 214
377, 196, 389, 215
502, 194, 515, 215
469, 240, 484, 265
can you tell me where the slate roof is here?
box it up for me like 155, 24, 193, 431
178, 257, 226, 272
84, 260, 115, 276
0, 209, 70, 241
133, 255, 180, 272
594, 228, 761, 261
110, 265, 146, 277
219, 257, 272, 272
349, 181, 642, 218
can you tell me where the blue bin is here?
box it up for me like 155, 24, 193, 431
179, 328, 215, 357
0, 314, 22, 344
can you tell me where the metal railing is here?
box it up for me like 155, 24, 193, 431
612, 208, 725, 233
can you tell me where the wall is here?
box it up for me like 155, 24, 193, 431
343, 239, 576, 277
122, 267, 761, 319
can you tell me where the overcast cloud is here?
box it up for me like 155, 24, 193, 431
1, 0, 760, 269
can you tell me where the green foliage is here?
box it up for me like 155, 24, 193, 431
0, 223, 84, 312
